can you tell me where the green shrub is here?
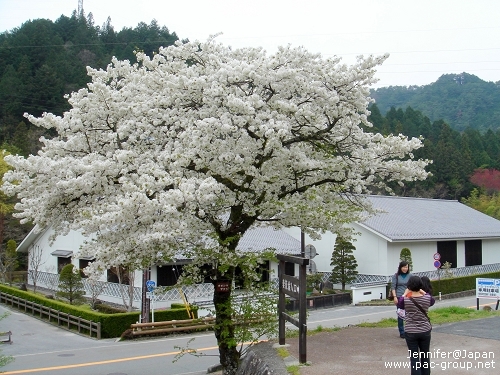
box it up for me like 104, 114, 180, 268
429, 271, 500, 295
94, 303, 127, 314
56, 264, 85, 304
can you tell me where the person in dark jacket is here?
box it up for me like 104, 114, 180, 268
391, 261, 412, 338
397, 275, 435, 375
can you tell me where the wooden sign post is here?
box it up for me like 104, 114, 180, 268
277, 253, 309, 364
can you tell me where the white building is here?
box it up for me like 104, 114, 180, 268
284, 195, 500, 279
17, 225, 302, 309
17, 195, 500, 307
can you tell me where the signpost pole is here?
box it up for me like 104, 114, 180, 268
151, 290, 155, 323
438, 269, 441, 300
433, 253, 441, 300
298, 260, 307, 364
141, 269, 151, 323
278, 258, 285, 346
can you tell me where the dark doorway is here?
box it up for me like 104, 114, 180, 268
157, 264, 184, 286
437, 241, 457, 268
465, 240, 482, 266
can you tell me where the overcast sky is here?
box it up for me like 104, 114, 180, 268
1, 0, 499, 88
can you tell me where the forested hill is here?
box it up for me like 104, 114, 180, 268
371, 73, 500, 132
0, 11, 180, 156
2, 11, 500, 246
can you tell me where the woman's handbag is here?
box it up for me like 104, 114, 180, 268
396, 307, 406, 319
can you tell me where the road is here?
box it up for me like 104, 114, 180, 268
0, 296, 496, 375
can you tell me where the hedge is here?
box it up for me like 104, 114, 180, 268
387, 271, 500, 297
428, 271, 500, 296
0, 284, 198, 338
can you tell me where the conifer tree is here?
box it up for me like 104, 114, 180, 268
330, 236, 358, 290
56, 264, 85, 305
399, 247, 413, 271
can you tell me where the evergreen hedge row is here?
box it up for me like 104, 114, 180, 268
0, 284, 198, 338
428, 271, 500, 295
387, 271, 500, 299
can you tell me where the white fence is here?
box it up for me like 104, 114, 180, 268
29, 271, 214, 309
348, 263, 500, 286
29, 263, 500, 308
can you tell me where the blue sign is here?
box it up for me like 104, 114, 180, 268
433, 260, 441, 268
476, 278, 500, 299
146, 280, 156, 292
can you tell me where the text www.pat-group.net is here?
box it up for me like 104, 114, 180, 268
385, 349, 496, 371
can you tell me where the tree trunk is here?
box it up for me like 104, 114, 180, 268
213, 271, 240, 375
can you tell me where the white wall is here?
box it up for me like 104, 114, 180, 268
351, 283, 388, 304
388, 238, 500, 273
456, 241, 465, 268
482, 239, 500, 264
351, 223, 388, 275
387, 241, 439, 273
283, 224, 391, 275
281, 226, 336, 273
25, 228, 125, 283
27, 228, 88, 275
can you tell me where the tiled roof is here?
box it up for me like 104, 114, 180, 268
172, 226, 302, 260
359, 195, 500, 241
237, 226, 301, 255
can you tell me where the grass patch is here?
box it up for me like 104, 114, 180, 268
358, 317, 398, 328
429, 306, 499, 325
285, 325, 341, 338
357, 306, 499, 328
275, 347, 290, 358
356, 299, 393, 306
287, 364, 300, 375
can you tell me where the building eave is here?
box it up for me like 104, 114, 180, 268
16, 225, 42, 253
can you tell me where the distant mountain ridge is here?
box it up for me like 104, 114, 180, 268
371, 73, 500, 132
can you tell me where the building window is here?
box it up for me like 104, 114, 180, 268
50, 250, 73, 273
285, 261, 295, 276
107, 266, 131, 284
437, 241, 457, 268
57, 257, 71, 272
465, 240, 482, 266
157, 264, 184, 286
257, 260, 270, 282
78, 258, 94, 278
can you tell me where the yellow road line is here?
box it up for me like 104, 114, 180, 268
2, 345, 218, 374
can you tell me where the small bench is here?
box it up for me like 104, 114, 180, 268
0, 331, 12, 344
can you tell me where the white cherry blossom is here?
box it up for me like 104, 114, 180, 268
3, 38, 430, 374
